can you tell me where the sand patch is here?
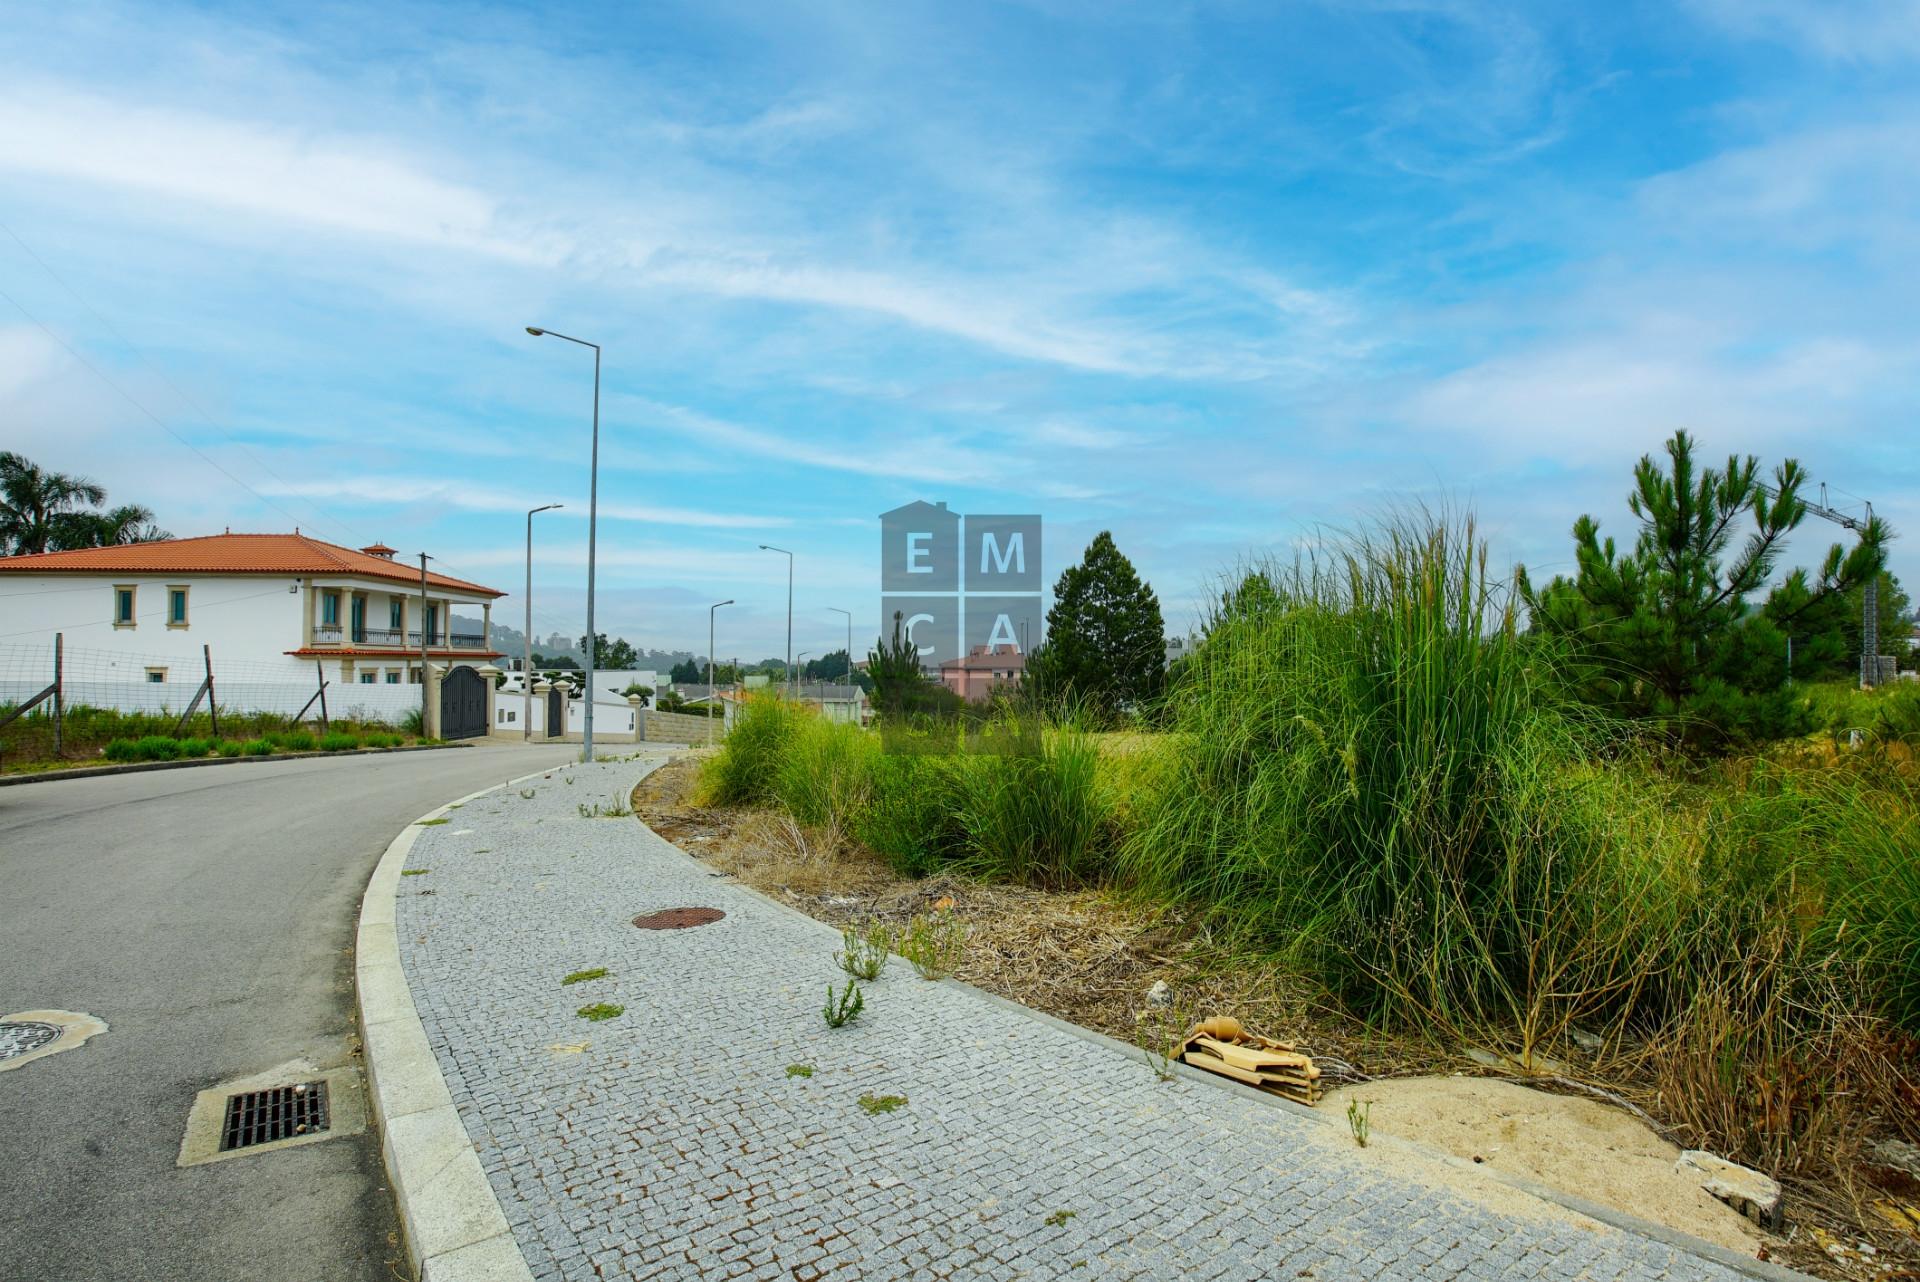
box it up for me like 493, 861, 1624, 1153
1321, 1076, 1764, 1254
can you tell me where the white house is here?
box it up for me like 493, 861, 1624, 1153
0, 532, 507, 703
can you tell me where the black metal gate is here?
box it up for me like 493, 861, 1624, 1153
440, 666, 487, 740
547, 686, 564, 738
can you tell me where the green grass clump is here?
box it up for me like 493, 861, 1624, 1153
416, 817, 449, 826
952, 723, 1108, 887
240, 738, 274, 757
215, 740, 244, 757
176, 737, 215, 757
576, 1002, 623, 1022
856, 1092, 906, 1115
785, 1063, 814, 1078
698, 694, 810, 806
402, 868, 430, 876
268, 729, 318, 752
319, 731, 359, 752
561, 967, 609, 985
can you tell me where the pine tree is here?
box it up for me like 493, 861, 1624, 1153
1027, 531, 1165, 720
1519, 430, 1888, 747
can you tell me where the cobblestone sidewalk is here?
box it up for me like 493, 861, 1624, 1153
396, 759, 1780, 1282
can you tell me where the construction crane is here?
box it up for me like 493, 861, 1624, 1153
1759, 480, 1880, 688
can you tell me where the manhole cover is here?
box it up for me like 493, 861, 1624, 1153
632, 907, 726, 930
0, 1021, 61, 1061
220, 1082, 330, 1152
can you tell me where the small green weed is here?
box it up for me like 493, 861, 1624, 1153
836, 919, 892, 981
240, 738, 273, 756
823, 980, 865, 1028
1044, 1210, 1077, 1229
576, 1002, 624, 1022
562, 967, 609, 985
785, 1064, 814, 1078
1347, 1099, 1372, 1148
519, 788, 537, 799
1133, 992, 1194, 1082
402, 869, 430, 876
898, 909, 967, 980
416, 817, 449, 826
856, 1092, 906, 1115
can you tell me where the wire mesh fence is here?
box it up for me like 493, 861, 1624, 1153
0, 637, 425, 769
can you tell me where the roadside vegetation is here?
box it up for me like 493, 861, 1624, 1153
0, 703, 426, 773
688, 459, 1918, 1278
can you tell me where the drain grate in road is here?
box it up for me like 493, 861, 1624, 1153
0, 1021, 61, 1061
632, 907, 726, 930
219, 1082, 330, 1152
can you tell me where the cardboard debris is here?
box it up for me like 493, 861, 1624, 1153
1178, 1021, 1321, 1105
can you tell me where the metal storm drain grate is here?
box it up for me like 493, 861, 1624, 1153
0, 1021, 61, 1061
632, 907, 726, 930
219, 1082, 330, 1152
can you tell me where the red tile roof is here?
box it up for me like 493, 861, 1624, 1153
0, 533, 504, 597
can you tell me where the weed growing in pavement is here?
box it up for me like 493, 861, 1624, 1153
1346, 1099, 1372, 1148
577, 800, 635, 818
576, 1002, 624, 1022
1044, 1211, 1077, 1228
562, 968, 609, 985
785, 1064, 814, 1078
1133, 996, 1195, 1082
519, 788, 537, 800
823, 980, 865, 1028
402, 869, 430, 877
898, 908, 967, 980
836, 919, 892, 981
856, 1092, 906, 1115
416, 817, 449, 826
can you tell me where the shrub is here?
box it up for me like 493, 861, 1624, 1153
951, 722, 1108, 887
102, 738, 142, 762
240, 738, 274, 757
775, 715, 877, 831
854, 752, 961, 877
698, 695, 809, 806
270, 730, 318, 753
177, 738, 215, 757
132, 735, 183, 761
215, 740, 244, 758
319, 732, 359, 752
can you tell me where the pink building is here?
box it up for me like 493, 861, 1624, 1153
938, 644, 1025, 702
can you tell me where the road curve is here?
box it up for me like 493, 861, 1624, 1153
0, 743, 574, 1282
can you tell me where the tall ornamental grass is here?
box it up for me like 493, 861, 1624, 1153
1124, 516, 1686, 1053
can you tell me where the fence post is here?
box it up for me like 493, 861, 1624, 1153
52, 633, 64, 757
315, 660, 330, 733
203, 644, 218, 738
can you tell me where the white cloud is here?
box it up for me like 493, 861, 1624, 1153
257, 474, 784, 529
1690, 0, 1920, 62
0, 84, 555, 262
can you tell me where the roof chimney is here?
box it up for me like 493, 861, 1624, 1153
361, 542, 398, 560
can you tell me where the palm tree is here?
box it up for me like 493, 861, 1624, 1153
0, 452, 106, 555
51, 504, 172, 550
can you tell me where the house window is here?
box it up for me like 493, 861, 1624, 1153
360, 672, 377, 684
321, 591, 341, 626
167, 586, 189, 628
389, 598, 404, 629
386, 671, 401, 684
145, 666, 167, 683
113, 585, 136, 627
425, 604, 439, 643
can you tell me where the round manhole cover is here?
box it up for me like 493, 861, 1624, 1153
0, 1021, 61, 1061
632, 907, 726, 930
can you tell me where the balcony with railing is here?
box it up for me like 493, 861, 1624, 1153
309, 626, 489, 650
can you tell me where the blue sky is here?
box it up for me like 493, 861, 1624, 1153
3, 0, 1916, 661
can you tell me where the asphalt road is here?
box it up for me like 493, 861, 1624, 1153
0, 743, 575, 1282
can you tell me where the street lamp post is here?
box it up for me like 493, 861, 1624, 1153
827, 607, 852, 708
759, 544, 793, 696
708, 599, 732, 747
523, 503, 564, 740
526, 326, 602, 763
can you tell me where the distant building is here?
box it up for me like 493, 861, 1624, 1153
939, 643, 1024, 703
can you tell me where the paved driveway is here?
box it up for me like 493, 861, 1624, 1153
0, 744, 573, 1282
